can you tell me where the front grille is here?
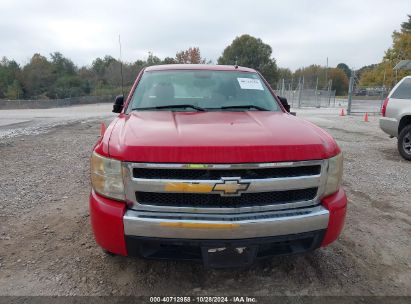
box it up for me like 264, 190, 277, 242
133, 165, 321, 180
135, 188, 318, 208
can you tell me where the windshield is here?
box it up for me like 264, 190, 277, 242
127, 70, 280, 112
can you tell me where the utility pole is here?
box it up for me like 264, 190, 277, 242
118, 35, 125, 98
327, 79, 333, 107
325, 57, 328, 89
381, 69, 387, 108
347, 69, 355, 115
298, 75, 304, 108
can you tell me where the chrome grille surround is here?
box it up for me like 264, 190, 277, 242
123, 160, 328, 214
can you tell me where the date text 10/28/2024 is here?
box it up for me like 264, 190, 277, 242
149, 296, 257, 303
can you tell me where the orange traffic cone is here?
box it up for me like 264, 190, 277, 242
340, 108, 345, 116
100, 122, 106, 137
363, 112, 369, 122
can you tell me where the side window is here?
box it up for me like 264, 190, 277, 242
391, 78, 411, 99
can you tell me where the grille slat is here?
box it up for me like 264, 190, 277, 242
133, 165, 321, 180
136, 188, 318, 208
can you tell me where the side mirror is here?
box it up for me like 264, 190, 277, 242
112, 95, 124, 113
278, 96, 290, 112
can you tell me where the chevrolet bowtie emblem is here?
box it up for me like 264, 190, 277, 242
212, 178, 250, 196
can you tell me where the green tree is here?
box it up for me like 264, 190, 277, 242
21, 53, 54, 98
277, 68, 292, 80
91, 55, 116, 83
50, 75, 87, 98
218, 34, 278, 84
401, 14, 411, 33
328, 68, 349, 95
146, 52, 161, 66
336, 63, 351, 78
163, 57, 176, 64
359, 62, 393, 87
291, 65, 348, 94
384, 18, 411, 63
293, 65, 327, 88
5, 80, 23, 99
356, 64, 377, 80
360, 15, 411, 87
50, 52, 76, 76
132, 59, 146, 75
0, 57, 21, 98
48, 52, 84, 98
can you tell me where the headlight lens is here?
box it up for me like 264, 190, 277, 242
323, 153, 343, 197
91, 152, 125, 201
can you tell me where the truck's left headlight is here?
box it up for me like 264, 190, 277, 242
323, 152, 343, 197
91, 152, 125, 201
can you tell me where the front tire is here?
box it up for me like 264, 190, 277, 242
398, 125, 411, 160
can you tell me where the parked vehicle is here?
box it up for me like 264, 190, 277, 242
90, 64, 347, 268
380, 76, 411, 160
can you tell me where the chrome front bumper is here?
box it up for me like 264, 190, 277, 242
123, 205, 329, 239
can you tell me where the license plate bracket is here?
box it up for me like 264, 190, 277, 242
202, 245, 257, 268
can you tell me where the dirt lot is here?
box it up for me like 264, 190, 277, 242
0, 106, 410, 297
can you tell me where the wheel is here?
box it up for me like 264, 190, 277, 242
398, 125, 411, 160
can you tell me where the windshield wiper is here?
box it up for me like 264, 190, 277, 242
220, 105, 270, 111
132, 104, 206, 112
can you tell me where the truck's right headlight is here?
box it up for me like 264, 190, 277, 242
90, 151, 125, 201
323, 153, 343, 197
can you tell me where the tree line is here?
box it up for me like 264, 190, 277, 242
0, 34, 348, 100
276, 64, 350, 95
0, 48, 212, 100
1, 15, 410, 101
358, 15, 411, 88
270, 15, 411, 95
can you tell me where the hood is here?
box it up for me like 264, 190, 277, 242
106, 111, 340, 163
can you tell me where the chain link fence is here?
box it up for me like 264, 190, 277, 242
276, 75, 388, 114
0, 95, 115, 110
276, 78, 336, 108
347, 73, 387, 115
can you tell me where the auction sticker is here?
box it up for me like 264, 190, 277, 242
237, 78, 264, 90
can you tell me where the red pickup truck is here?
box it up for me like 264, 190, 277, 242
90, 64, 347, 268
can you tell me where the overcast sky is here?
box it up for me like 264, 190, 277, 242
1, 0, 409, 71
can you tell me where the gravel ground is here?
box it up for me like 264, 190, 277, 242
0, 106, 410, 297
0, 103, 114, 139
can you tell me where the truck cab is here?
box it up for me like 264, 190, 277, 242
90, 64, 347, 268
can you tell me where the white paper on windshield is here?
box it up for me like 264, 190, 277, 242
237, 78, 264, 90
